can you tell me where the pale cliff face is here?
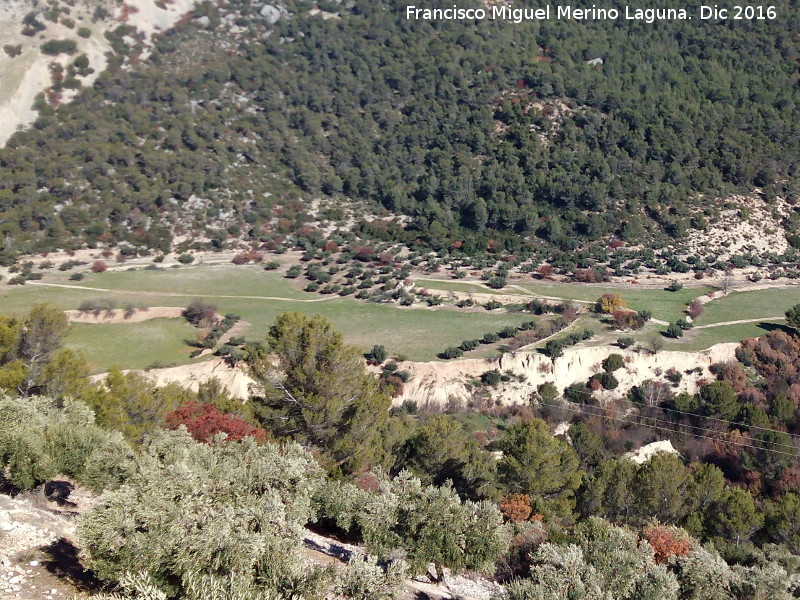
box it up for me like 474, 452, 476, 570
391, 343, 738, 408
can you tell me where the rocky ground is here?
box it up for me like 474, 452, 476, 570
0, 481, 100, 599
0, 481, 499, 600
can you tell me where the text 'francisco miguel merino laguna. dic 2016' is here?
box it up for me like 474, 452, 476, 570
405, 4, 697, 23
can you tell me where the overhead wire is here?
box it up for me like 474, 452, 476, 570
537, 400, 800, 459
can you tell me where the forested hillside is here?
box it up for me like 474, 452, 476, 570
0, 0, 799, 259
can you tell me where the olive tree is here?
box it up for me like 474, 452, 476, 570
356, 471, 510, 581
0, 395, 130, 491
79, 430, 330, 600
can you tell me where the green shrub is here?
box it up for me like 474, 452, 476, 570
482, 332, 500, 344
481, 370, 502, 386
617, 336, 635, 349
78, 431, 329, 600
460, 339, 480, 351
602, 353, 625, 372
3, 44, 22, 58
0, 396, 131, 492
499, 325, 518, 338
666, 323, 684, 338
41, 39, 78, 55
73, 54, 89, 69
439, 346, 464, 360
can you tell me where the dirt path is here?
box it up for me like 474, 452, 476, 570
416, 278, 596, 305
27, 282, 338, 303
693, 316, 784, 329
217, 319, 250, 345
197, 319, 252, 358
516, 319, 582, 352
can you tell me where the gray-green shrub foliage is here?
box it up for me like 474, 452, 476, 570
79, 429, 329, 600
0, 395, 130, 491
356, 471, 510, 579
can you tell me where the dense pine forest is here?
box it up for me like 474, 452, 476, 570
0, 0, 799, 259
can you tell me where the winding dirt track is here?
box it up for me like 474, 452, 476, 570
26, 281, 338, 303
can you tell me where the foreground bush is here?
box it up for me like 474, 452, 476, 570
0, 395, 131, 491
79, 430, 327, 599
315, 472, 510, 580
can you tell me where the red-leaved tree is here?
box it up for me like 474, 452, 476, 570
165, 402, 267, 443
642, 525, 692, 563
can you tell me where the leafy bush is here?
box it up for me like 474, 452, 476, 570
165, 402, 266, 443
41, 39, 78, 55
499, 325, 518, 338
182, 299, 217, 325
439, 346, 464, 360
617, 336, 635, 349
366, 344, 388, 363
78, 431, 328, 600
487, 275, 507, 289
602, 353, 625, 372
460, 339, 480, 351
590, 372, 619, 390
0, 396, 131, 492
666, 323, 684, 338
666, 280, 684, 292
3, 44, 22, 58
481, 370, 502, 386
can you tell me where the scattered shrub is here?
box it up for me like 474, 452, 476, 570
41, 39, 78, 55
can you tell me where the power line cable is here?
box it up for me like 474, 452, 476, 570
538, 400, 800, 459
639, 396, 800, 442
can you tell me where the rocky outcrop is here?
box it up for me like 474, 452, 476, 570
394, 343, 738, 407
624, 440, 680, 464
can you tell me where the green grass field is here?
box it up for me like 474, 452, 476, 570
414, 280, 506, 296
0, 266, 533, 371
2, 265, 796, 372
416, 278, 713, 324
66, 319, 201, 372
693, 287, 799, 326
512, 281, 715, 324
664, 320, 788, 351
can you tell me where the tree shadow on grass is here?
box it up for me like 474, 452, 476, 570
756, 321, 793, 335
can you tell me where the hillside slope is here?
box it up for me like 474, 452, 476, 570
0, 0, 798, 261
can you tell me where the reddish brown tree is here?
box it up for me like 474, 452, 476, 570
642, 525, 692, 564
687, 299, 704, 319
165, 402, 267, 443
500, 494, 533, 522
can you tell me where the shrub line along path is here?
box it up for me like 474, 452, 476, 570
417, 279, 788, 330
32, 282, 785, 331
26, 281, 340, 303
